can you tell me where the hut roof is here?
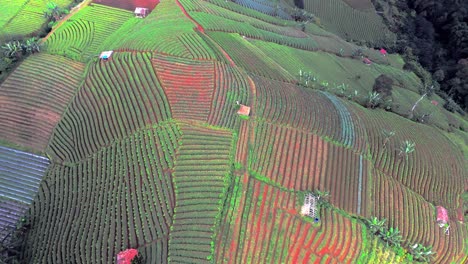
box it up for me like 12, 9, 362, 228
99, 51, 113, 59
436, 206, 449, 223
237, 104, 251, 116
117, 249, 138, 264
380, 48, 387, 55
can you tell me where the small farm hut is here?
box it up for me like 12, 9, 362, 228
301, 193, 319, 221
363, 58, 372, 65
237, 104, 251, 116
380, 48, 387, 56
134, 7, 149, 18
117, 249, 139, 264
436, 206, 448, 226
99, 50, 113, 61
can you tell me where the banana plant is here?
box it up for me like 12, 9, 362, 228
398, 140, 415, 159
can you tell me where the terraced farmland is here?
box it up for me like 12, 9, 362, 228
250, 121, 370, 216
303, 0, 395, 45
372, 170, 467, 263
208, 62, 251, 129
0, 53, 84, 152
169, 123, 233, 263
152, 54, 215, 122
219, 178, 366, 263
23, 123, 180, 263
356, 108, 465, 218
45, 4, 134, 61
0, 146, 49, 241
48, 51, 171, 162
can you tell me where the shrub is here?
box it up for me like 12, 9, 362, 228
373, 74, 393, 99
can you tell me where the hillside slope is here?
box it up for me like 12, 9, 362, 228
0, 0, 466, 263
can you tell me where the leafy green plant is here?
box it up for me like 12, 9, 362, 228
398, 140, 416, 158
366, 217, 387, 235
380, 227, 403, 247
410, 243, 435, 262
366, 91, 382, 108
381, 129, 395, 148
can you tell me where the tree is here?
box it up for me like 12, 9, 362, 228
381, 227, 403, 247
381, 129, 395, 148
373, 74, 394, 99
410, 243, 435, 262
398, 140, 415, 158
366, 217, 387, 235
44, 2, 69, 27
366, 91, 382, 108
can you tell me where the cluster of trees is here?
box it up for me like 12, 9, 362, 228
365, 217, 435, 262
371, 0, 468, 111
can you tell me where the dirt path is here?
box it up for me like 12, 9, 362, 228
40, 0, 93, 44
174, 0, 204, 33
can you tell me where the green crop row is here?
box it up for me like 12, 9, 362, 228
45, 4, 133, 61
48, 52, 171, 162
168, 124, 233, 263
23, 123, 181, 263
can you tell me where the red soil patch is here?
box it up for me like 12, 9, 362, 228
93, 0, 159, 11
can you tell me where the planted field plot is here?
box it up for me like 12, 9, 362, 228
93, 0, 160, 11
208, 62, 251, 129
0, 145, 49, 241
192, 12, 318, 51
356, 108, 465, 218
208, 32, 295, 82
106, 0, 219, 60
48, 52, 170, 162
0, 53, 84, 152
45, 4, 133, 61
253, 76, 368, 151
220, 178, 365, 263
321, 91, 355, 147
0, 0, 73, 36
234, 0, 292, 20
250, 121, 370, 215
343, 0, 374, 11
23, 123, 180, 263
372, 171, 467, 263
169, 123, 233, 263
304, 0, 395, 45
152, 53, 214, 122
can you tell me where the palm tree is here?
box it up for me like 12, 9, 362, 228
2, 41, 22, 58
366, 216, 387, 235
398, 140, 415, 158
381, 129, 395, 148
381, 227, 402, 247
366, 91, 382, 108
44, 2, 69, 25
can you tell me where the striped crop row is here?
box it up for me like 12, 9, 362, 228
23, 123, 180, 263
208, 62, 251, 129
168, 123, 233, 263
0, 53, 84, 152
223, 178, 364, 263
357, 108, 465, 218
152, 53, 215, 122
372, 170, 467, 263
250, 121, 370, 216
208, 32, 295, 82
48, 52, 171, 162
253, 75, 360, 145
46, 4, 133, 61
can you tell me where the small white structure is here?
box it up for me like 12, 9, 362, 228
134, 7, 149, 18
301, 193, 318, 219
99, 51, 113, 61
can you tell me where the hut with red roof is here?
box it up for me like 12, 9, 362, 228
117, 249, 139, 264
380, 48, 387, 56
436, 206, 449, 225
